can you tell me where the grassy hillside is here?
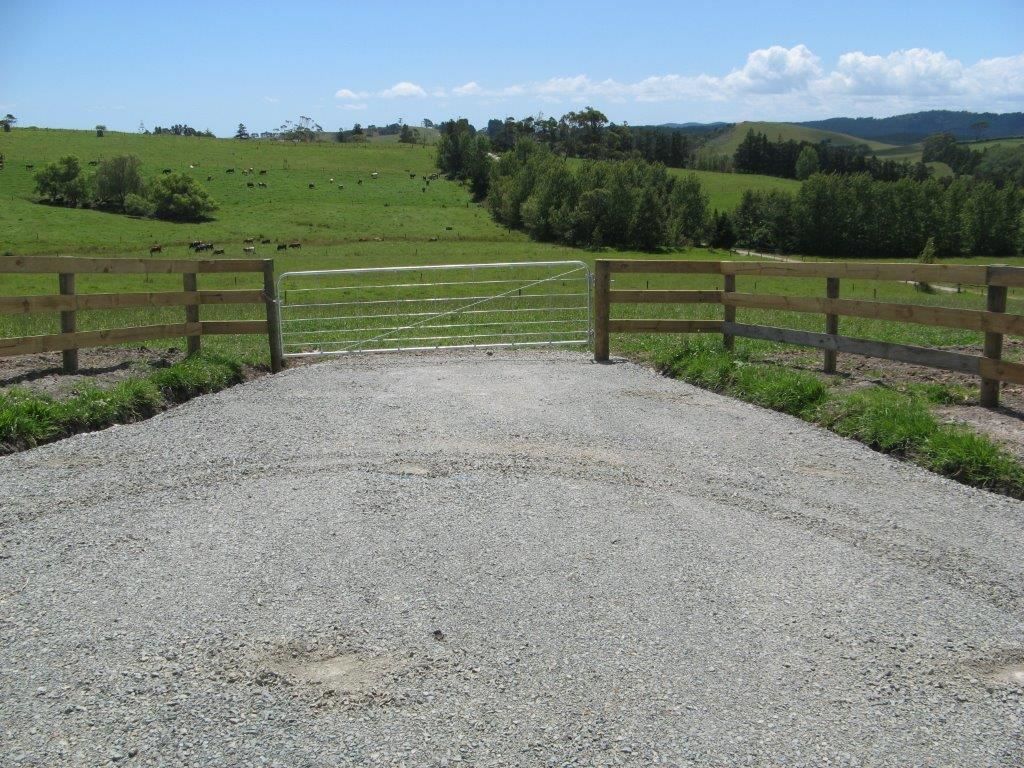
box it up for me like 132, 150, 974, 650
676, 169, 801, 211
704, 121, 895, 156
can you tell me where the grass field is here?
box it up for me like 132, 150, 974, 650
704, 121, 895, 155
0, 127, 1017, 368
678, 169, 801, 210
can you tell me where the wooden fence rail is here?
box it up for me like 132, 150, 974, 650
0, 256, 284, 373
594, 259, 1024, 408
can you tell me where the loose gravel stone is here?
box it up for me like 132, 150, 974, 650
1, 350, 1022, 767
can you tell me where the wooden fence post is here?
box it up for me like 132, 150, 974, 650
593, 260, 610, 362
823, 277, 840, 374
58, 273, 77, 373
183, 272, 201, 355
981, 267, 1007, 408
263, 260, 284, 373
722, 273, 736, 351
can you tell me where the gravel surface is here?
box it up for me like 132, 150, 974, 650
2, 349, 1022, 767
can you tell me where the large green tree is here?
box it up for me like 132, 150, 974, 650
34, 156, 90, 207
794, 145, 820, 180
94, 155, 144, 210
148, 173, 216, 221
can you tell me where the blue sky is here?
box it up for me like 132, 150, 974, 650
3, 0, 1023, 135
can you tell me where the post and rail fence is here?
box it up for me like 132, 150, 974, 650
0, 256, 284, 373
594, 259, 1024, 409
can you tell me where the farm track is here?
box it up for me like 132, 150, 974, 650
1, 350, 1023, 766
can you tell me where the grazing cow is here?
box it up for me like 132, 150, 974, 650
188, 240, 202, 250
308, 183, 315, 189
429, 236, 438, 242
243, 237, 255, 244
149, 244, 162, 254
246, 181, 255, 187
207, 175, 213, 181
258, 169, 267, 175
243, 246, 256, 254
329, 178, 334, 183
88, 160, 99, 166
288, 241, 301, 249
261, 238, 271, 244
445, 226, 453, 231
162, 168, 172, 174
226, 168, 235, 173
357, 179, 362, 185
258, 182, 267, 188
276, 243, 287, 251
338, 184, 344, 189
212, 248, 225, 255
422, 187, 426, 193
25, 164, 33, 170
410, 173, 416, 179
371, 172, 379, 179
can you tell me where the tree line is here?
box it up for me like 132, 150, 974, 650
438, 120, 1023, 258
922, 132, 1024, 187
733, 129, 928, 182
731, 174, 1022, 258
34, 155, 216, 222
470, 108, 706, 168
440, 127, 707, 250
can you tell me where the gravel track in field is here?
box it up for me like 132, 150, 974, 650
1, 350, 1022, 767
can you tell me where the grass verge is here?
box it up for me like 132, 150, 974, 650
0, 352, 246, 453
654, 339, 1024, 499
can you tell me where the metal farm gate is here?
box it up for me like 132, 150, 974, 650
277, 261, 592, 357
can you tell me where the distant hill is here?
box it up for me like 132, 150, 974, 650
799, 110, 1024, 145
703, 121, 894, 156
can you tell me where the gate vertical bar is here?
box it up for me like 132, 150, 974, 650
263, 260, 284, 373
58, 272, 77, 374
722, 273, 736, 351
183, 272, 201, 355
981, 266, 1007, 408
594, 260, 610, 361
823, 277, 840, 374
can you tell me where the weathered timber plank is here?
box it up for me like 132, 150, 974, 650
722, 292, 1024, 335
0, 323, 202, 357
723, 322, 981, 374
0, 290, 265, 315
603, 260, 723, 275
0, 256, 264, 274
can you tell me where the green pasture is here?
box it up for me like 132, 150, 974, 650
705, 121, 895, 155
0, 128, 1018, 368
677, 169, 802, 211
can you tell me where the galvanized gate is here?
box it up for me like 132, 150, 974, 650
277, 261, 592, 357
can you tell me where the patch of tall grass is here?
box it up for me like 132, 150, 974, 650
0, 353, 246, 452
656, 338, 1024, 499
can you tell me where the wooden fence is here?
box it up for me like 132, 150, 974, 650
0, 256, 284, 373
593, 259, 1024, 408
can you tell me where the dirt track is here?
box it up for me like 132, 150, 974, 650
1, 350, 1022, 766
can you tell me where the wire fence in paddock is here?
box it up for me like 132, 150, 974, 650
277, 261, 592, 356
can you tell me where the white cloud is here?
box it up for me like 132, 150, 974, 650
339, 103, 367, 110
263, 95, 279, 104
453, 81, 483, 96
379, 81, 427, 98
330, 46, 1024, 118
334, 88, 367, 99
723, 44, 822, 93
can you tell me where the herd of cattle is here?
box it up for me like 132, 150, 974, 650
142, 164, 448, 257
148, 239, 302, 256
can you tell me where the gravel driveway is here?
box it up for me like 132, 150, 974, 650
2, 350, 1022, 767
